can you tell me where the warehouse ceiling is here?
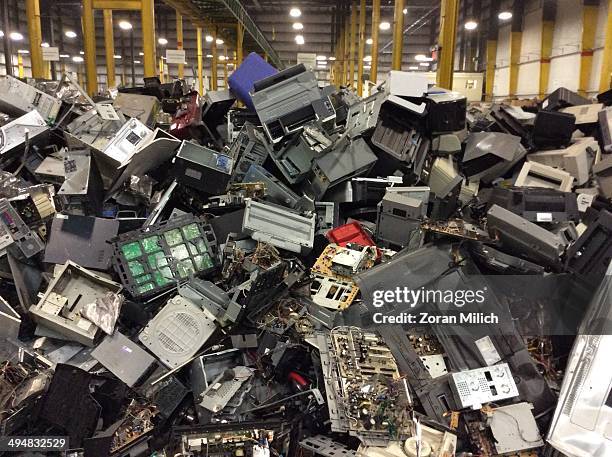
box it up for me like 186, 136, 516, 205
16, 0, 498, 88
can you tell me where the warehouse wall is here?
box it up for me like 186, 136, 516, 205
493, 0, 610, 99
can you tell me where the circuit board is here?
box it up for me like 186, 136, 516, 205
326, 328, 411, 441
310, 244, 376, 310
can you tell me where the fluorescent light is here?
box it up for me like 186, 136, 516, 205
498, 11, 512, 20
219, 55, 226, 61
328, 56, 336, 61
419, 62, 430, 66
379, 21, 391, 31
364, 65, 371, 70
0, 31, 4, 38
114, 55, 121, 59
366, 38, 373, 45
158, 37, 168, 45
134, 60, 141, 64
363, 55, 372, 62
139, 52, 144, 56
295, 34, 305, 45
60, 53, 70, 58
79, 50, 84, 55
292, 22, 303, 30
9, 32, 23, 41
402, 7, 407, 14
464, 20, 478, 30
65, 30, 77, 38
72, 56, 84, 63
41, 42, 49, 48
409, 66, 418, 70
316, 55, 327, 61
205, 35, 213, 42
119, 21, 132, 30
17, 49, 29, 54
206, 54, 213, 58
216, 38, 224, 45
289, 7, 301, 17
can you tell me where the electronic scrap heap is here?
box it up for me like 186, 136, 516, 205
0, 56, 611, 457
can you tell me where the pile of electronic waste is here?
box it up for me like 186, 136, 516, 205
0, 53, 611, 457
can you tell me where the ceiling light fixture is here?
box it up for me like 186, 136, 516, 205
328, 56, 336, 61
419, 62, 430, 66
292, 22, 303, 30
65, 30, 77, 38
205, 35, 213, 42
216, 38, 224, 45
295, 34, 305, 45
119, 21, 133, 30
114, 55, 121, 59
134, 60, 141, 64
316, 55, 327, 61
498, 11, 512, 20
402, 7, 407, 14
289, 7, 301, 17
9, 32, 23, 41
17, 49, 29, 54
464, 20, 478, 30
409, 66, 418, 70
60, 53, 70, 58
366, 38, 373, 45
363, 55, 372, 62
41, 42, 49, 48
206, 54, 213, 58
72, 56, 84, 62
379, 21, 391, 31
79, 50, 85, 55
158, 37, 168, 45
0, 31, 4, 38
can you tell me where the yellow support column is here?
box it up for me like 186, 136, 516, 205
509, 31, 522, 97
335, 26, 344, 87
343, 17, 350, 85
25, 0, 44, 78
223, 45, 228, 88
436, 0, 459, 89
539, 23, 554, 98
197, 26, 204, 95
485, 40, 497, 101
599, 0, 612, 91
349, 3, 357, 89
159, 57, 164, 83
82, 0, 97, 95
578, 2, 598, 96
391, 0, 404, 70
17, 54, 24, 78
538, 1, 555, 98
211, 27, 218, 90
237, 23, 244, 66
357, 0, 366, 95
370, 0, 380, 83
103, 9, 115, 89
176, 11, 184, 79
141, 0, 156, 78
